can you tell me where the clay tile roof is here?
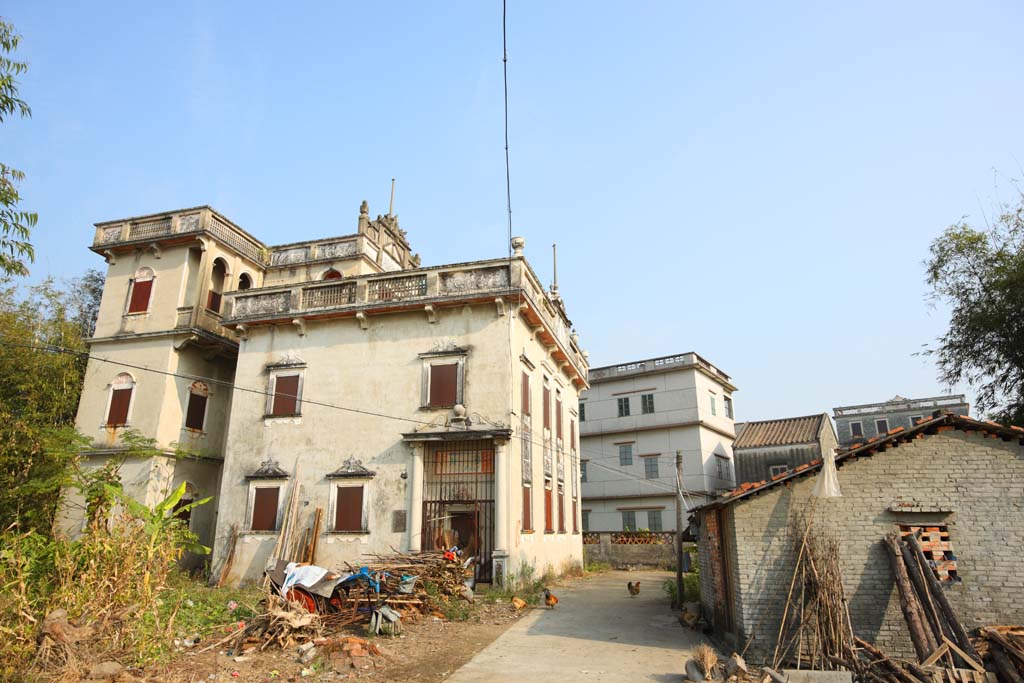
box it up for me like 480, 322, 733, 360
733, 413, 826, 449
690, 413, 1024, 513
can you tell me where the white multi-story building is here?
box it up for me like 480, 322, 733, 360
579, 353, 737, 532
60, 201, 589, 585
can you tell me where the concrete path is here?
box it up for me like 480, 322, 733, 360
446, 570, 705, 683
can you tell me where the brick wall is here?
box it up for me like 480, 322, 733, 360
699, 430, 1024, 663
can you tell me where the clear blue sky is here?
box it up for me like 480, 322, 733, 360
5, 2, 1023, 421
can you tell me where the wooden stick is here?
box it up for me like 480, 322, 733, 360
885, 532, 937, 661
773, 497, 820, 668
989, 644, 1024, 683
905, 533, 980, 666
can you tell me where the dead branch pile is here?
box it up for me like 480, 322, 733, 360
355, 549, 473, 599
203, 595, 324, 655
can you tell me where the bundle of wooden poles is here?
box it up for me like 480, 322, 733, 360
355, 550, 473, 599
773, 519, 856, 671
883, 531, 982, 671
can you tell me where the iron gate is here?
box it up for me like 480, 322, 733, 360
421, 439, 495, 583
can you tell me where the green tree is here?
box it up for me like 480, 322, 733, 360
0, 19, 35, 277
925, 195, 1024, 425
0, 277, 90, 531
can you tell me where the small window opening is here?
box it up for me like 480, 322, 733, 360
323, 269, 343, 280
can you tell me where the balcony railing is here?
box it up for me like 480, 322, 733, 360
303, 281, 355, 309
223, 260, 588, 378
368, 274, 427, 301
92, 209, 269, 265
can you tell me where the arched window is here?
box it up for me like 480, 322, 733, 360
207, 258, 228, 313
127, 267, 155, 314
238, 272, 253, 290
322, 268, 342, 280
184, 380, 209, 432
106, 373, 136, 427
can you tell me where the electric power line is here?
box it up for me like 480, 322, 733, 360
0, 334, 709, 506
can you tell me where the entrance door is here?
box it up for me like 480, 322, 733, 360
421, 440, 496, 582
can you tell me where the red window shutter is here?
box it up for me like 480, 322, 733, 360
185, 393, 207, 431
572, 500, 578, 533
543, 387, 550, 429
251, 487, 279, 531
521, 373, 530, 415
271, 375, 300, 416
522, 486, 532, 531
207, 290, 222, 313
544, 486, 553, 532
556, 399, 563, 439
558, 490, 565, 532
107, 387, 133, 426
570, 420, 575, 449
429, 363, 458, 407
127, 279, 153, 313
335, 486, 364, 531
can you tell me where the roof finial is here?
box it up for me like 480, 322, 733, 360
388, 178, 396, 217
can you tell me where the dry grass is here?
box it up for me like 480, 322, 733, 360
695, 643, 718, 678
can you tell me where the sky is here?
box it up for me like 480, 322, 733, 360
5, 2, 1023, 421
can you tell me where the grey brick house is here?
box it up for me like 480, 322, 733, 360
733, 412, 837, 484
690, 413, 1024, 662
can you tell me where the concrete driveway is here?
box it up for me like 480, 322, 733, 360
446, 569, 705, 683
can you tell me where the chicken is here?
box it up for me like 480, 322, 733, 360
627, 581, 640, 597
543, 588, 558, 609
510, 596, 527, 610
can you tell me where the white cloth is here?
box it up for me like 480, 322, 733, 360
812, 448, 842, 498
281, 562, 329, 596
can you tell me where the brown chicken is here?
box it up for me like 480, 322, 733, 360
543, 588, 558, 609
510, 596, 527, 610
627, 581, 640, 597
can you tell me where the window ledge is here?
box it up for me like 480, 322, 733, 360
183, 428, 207, 436
102, 423, 129, 429
242, 530, 279, 536
327, 530, 370, 536
263, 414, 302, 419
123, 312, 149, 317
544, 530, 555, 535
419, 405, 455, 411
521, 529, 535, 534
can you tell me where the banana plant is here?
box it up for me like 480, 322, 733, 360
105, 481, 212, 596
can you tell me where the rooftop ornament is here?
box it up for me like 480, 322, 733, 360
326, 456, 376, 479
246, 459, 289, 480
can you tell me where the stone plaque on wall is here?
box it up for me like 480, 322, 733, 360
392, 510, 408, 533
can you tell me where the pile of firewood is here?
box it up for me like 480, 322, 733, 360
198, 595, 324, 655
355, 549, 474, 600
979, 627, 1024, 683
883, 531, 982, 671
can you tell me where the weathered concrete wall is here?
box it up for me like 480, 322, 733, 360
214, 295, 584, 584
698, 430, 1024, 662
582, 532, 679, 568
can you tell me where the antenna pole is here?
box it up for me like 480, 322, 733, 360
552, 243, 558, 292
388, 178, 396, 217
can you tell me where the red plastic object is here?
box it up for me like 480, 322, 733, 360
286, 587, 317, 613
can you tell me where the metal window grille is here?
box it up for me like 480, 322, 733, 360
875, 418, 889, 435
644, 456, 659, 479
617, 397, 630, 417
621, 510, 636, 531
303, 282, 355, 309
579, 403, 586, 421
619, 444, 633, 466
850, 421, 863, 437
543, 442, 552, 477
422, 440, 495, 583
648, 510, 663, 531
368, 274, 427, 301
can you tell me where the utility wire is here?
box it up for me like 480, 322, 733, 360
502, 0, 513, 258
0, 335, 710, 506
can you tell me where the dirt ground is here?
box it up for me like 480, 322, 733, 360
143, 600, 526, 683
